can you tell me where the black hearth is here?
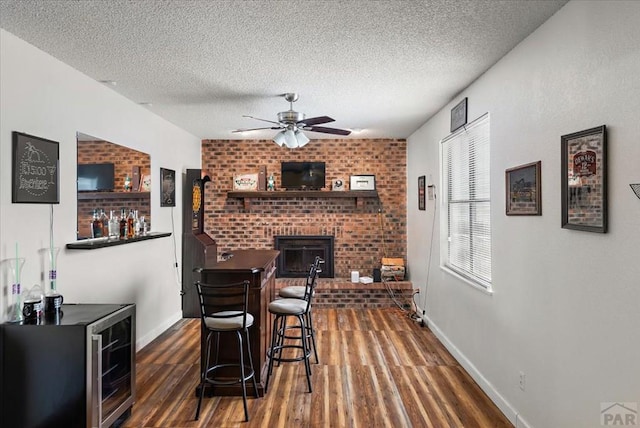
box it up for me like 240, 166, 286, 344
275, 235, 334, 278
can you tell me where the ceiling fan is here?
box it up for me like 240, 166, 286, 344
233, 93, 351, 148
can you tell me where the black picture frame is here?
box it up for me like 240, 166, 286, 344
450, 97, 468, 132
418, 175, 426, 211
12, 131, 60, 204
505, 161, 542, 216
160, 167, 176, 207
561, 125, 607, 233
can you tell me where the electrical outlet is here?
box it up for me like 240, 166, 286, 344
519, 371, 526, 391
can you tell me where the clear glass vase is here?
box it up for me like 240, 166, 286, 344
7, 257, 26, 323
39, 247, 60, 296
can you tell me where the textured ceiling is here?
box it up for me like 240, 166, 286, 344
0, 0, 567, 140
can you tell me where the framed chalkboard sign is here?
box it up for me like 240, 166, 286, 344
160, 167, 176, 207
12, 131, 60, 204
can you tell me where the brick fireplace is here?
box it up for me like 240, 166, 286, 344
201, 138, 407, 279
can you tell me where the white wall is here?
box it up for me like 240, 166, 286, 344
407, 2, 640, 427
0, 29, 202, 349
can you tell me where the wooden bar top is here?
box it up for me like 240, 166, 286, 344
199, 249, 279, 273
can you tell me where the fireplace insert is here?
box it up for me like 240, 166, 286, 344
275, 235, 334, 278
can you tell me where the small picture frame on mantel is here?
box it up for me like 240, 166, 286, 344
450, 97, 468, 133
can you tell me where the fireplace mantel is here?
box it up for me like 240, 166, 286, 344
227, 190, 378, 210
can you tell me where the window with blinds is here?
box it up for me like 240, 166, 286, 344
441, 113, 491, 289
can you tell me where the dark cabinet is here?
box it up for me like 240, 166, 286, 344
0, 304, 135, 428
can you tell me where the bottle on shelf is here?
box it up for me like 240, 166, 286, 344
108, 210, 119, 238
127, 209, 135, 239
91, 209, 103, 238
139, 215, 147, 236
133, 210, 141, 237
119, 208, 128, 239
100, 209, 109, 237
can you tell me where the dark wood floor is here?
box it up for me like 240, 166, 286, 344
122, 308, 512, 427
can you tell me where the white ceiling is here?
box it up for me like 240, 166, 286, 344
0, 0, 567, 141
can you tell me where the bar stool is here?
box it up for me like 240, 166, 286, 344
194, 279, 258, 422
265, 263, 319, 393
278, 256, 323, 363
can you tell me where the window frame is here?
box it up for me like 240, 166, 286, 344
440, 113, 492, 291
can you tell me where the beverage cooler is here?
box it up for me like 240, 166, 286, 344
0, 304, 135, 428
181, 169, 217, 318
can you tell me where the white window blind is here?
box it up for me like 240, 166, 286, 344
441, 113, 491, 288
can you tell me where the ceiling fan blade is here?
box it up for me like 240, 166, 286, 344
298, 116, 335, 126
242, 115, 281, 126
232, 126, 282, 133
303, 126, 352, 136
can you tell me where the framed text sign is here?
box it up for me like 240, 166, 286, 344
561, 125, 607, 233
12, 131, 60, 204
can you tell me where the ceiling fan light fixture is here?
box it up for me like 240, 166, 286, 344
273, 131, 286, 147
284, 129, 298, 148
295, 130, 310, 147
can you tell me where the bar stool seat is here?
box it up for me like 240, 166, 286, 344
204, 312, 254, 330
278, 286, 306, 299
268, 298, 307, 313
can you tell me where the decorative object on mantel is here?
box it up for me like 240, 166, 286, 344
505, 161, 541, 216
561, 125, 607, 233
124, 174, 132, 191
140, 174, 151, 192
12, 131, 59, 204
232, 93, 351, 148
332, 178, 345, 191
630, 184, 640, 199
234, 173, 259, 191
350, 175, 376, 191
267, 174, 275, 191
160, 167, 176, 207
450, 97, 468, 133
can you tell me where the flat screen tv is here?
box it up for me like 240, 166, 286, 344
77, 163, 115, 192
281, 162, 326, 190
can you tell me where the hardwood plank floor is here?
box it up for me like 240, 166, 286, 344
123, 308, 512, 427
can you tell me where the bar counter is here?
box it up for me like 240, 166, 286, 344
195, 249, 279, 396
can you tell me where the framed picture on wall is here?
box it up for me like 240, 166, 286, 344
12, 131, 60, 204
160, 167, 176, 207
505, 161, 541, 216
418, 175, 426, 211
450, 97, 468, 132
561, 125, 607, 233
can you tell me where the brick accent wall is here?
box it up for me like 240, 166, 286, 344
77, 141, 151, 238
201, 139, 407, 278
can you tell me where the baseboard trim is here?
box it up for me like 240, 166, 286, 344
136, 310, 182, 351
516, 413, 533, 428
422, 313, 520, 426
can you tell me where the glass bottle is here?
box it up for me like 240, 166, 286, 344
119, 208, 128, 239
100, 209, 109, 237
91, 209, 103, 238
108, 210, 118, 238
133, 210, 141, 237
127, 209, 135, 239
139, 215, 147, 236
